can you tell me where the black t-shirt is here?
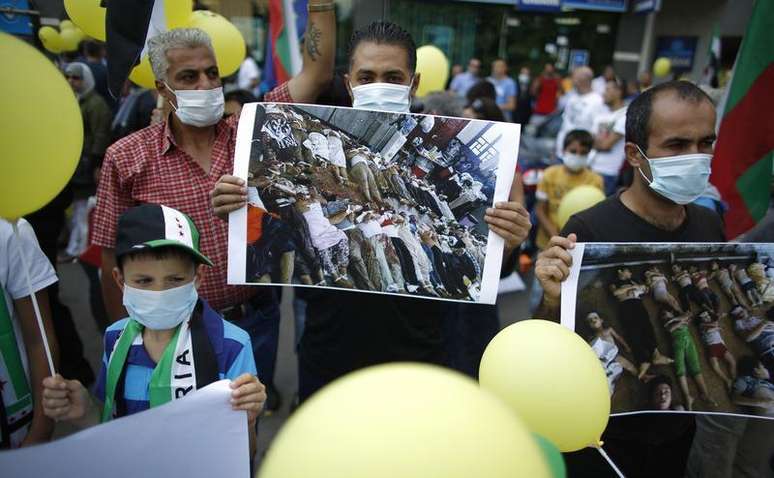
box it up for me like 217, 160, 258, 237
559, 191, 726, 474
298, 253, 518, 384
561, 191, 726, 243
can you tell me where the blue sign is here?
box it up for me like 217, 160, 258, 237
515, 0, 562, 12
562, 0, 628, 12
0, 0, 33, 35
632, 0, 661, 13
569, 49, 590, 70
655, 36, 698, 73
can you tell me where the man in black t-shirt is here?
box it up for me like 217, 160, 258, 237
533, 81, 761, 477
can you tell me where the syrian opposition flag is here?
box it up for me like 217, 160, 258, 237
701, 25, 720, 88
710, 1, 774, 239
260, 0, 305, 92
105, 0, 185, 97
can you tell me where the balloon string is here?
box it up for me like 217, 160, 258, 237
13, 221, 56, 376
596, 446, 625, 478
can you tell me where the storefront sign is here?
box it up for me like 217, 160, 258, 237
655, 36, 698, 73
515, 0, 562, 12
561, 0, 628, 12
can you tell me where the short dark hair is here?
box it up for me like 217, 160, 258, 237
466, 97, 504, 122
82, 40, 103, 58
563, 129, 593, 150
466, 80, 496, 103
348, 21, 417, 73
117, 246, 196, 271
648, 374, 673, 397
224, 89, 258, 106
737, 355, 761, 377
625, 80, 714, 151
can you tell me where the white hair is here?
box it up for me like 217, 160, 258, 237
147, 28, 214, 82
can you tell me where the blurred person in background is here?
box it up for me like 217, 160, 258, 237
225, 89, 258, 118
487, 58, 517, 122
591, 78, 628, 195
513, 66, 532, 124
529, 63, 560, 126
237, 52, 261, 96
556, 66, 603, 158
81, 40, 117, 112
462, 97, 504, 122
592, 64, 617, 96
448, 57, 481, 98
445, 63, 463, 90
61, 62, 112, 263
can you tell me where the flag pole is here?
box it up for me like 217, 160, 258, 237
12, 221, 56, 376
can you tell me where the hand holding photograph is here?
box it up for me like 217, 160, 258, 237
228, 103, 521, 304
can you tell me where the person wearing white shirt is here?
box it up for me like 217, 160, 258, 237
237, 55, 261, 94
556, 66, 604, 158
0, 219, 59, 448
591, 65, 616, 96
591, 78, 627, 195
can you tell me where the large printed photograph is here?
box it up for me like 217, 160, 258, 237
561, 243, 774, 419
228, 103, 520, 304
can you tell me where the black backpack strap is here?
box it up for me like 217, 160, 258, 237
190, 302, 219, 389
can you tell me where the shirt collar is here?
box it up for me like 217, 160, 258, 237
160, 114, 235, 156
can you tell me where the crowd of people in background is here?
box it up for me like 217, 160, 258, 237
5, 3, 772, 475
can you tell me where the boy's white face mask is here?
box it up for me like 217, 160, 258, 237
123, 281, 198, 330
562, 152, 589, 172
350, 80, 413, 113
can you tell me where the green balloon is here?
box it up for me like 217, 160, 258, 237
533, 433, 567, 478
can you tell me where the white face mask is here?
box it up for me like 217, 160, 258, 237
165, 83, 224, 127
123, 282, 198, 330
350, 81, 412, 113
518, 74, 530, 84
562, 152, 588, 171
637, 146, 712, 205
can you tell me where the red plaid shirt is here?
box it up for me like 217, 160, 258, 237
92, 115, 254, 311
263, 81, 293, 103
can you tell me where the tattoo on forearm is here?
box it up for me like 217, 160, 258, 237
306, 22, 322, 62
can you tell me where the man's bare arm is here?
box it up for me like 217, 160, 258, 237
286, 1, 336, 103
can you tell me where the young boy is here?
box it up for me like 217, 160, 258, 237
659, 309, 716, 410
696, 310, 736, 389
535, 129, 603, 250
42, 204, 265, 454
0, 219, 59, 448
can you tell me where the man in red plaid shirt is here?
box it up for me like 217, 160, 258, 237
93, 3, 335, 412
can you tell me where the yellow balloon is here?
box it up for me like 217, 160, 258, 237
479, 320, 610, 452
0, 33, 83, 219
415, 45, 449, 97
165, 0, 193, 29
185, 10, 245, 77
556, 185, 605, 229
60, 27, 83, 51
38, 26, 63, 54
64, 0, 106, 41
260, 363, 551, 478
653, 57, 672, 78
59, 19, 75, 31
129, 55, 157, 89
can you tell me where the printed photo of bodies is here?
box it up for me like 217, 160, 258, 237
563, 243, 774, 418
233, 103, 518, 303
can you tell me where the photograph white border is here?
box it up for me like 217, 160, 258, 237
228, 102, 520, 305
